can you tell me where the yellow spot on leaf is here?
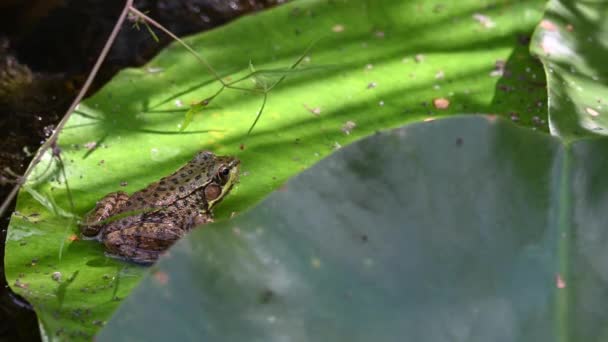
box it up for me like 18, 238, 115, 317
211, 131, 225, 139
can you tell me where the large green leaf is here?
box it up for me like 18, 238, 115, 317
530, 0, 608, 139
103, 1, 608, 340
100, 116, 608, 341
4, 0, 550, 338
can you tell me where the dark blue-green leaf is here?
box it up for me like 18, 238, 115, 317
101, 116, 572, 341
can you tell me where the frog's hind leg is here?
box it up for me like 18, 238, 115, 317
103, 222, 185, 264
81, 191, 129, 237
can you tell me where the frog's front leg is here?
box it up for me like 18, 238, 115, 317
81, 191, 129, 237
103, 222, 185, 264
192, 211, 214, 226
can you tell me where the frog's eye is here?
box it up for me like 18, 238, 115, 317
215, 166, 231, 185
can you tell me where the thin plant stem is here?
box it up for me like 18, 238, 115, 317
56, 155, 74, 212
143, 22, 159, 42
130, 7, 265, 96
0, 0, 135, 218
247, 92, 268, 135
128, 7, 225, 86
132, 5, 325, 136
266, 38, 320, 92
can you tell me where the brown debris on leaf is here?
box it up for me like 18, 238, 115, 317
586, 107, 600, 117
153, 271, 169, 285
342, 121, 357, 135
332, 24, 344, 33
433, 98, 450, 110
84, 142, 97, 150
303, 104, 321, 116
490, 59, 507, 77
472, 13, 495, 28
540, 20, 558, 31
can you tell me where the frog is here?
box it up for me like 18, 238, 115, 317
80, 150, 239, 264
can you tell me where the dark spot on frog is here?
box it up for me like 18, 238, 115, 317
157, 186, 167, 192
195, 175, 202, 181
169, 186, 176, 191
188, 169, 194, 175
153, 193, 159, 198
180, 173, 187, 178
456, 137, 463, 146
259, 289, 275, 304
179, 186, 185, 192
171, 178, 179, 184
159, 180, 166, 185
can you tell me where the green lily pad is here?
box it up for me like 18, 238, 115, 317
101, 116, 608, 341
530, 0, 608, 139
4, 0, 549, 338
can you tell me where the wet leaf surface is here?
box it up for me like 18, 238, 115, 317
530, 0, 608, 139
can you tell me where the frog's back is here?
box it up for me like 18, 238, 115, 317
119, 152, 219, 212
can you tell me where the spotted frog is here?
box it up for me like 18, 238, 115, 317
80, 151, 239, 264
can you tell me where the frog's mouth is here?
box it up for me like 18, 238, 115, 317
223, 159, 240, 192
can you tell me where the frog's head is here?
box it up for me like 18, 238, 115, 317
195, 151, 240, 209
